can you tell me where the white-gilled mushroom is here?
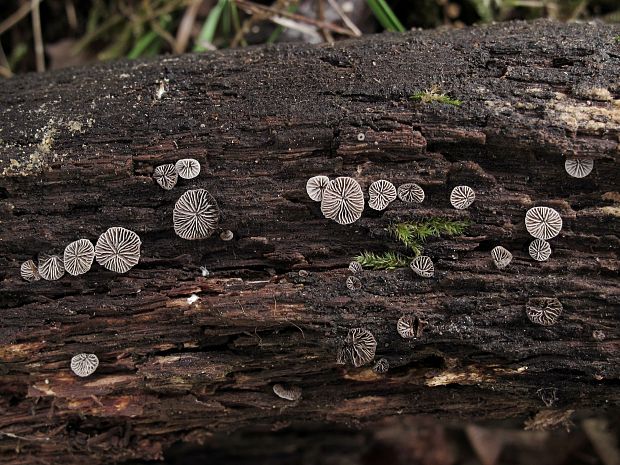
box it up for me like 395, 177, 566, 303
529, 239, 551, 262
306, 175, 330, 202
173, 189, 220, 240
64, 239, 95, 276
95, 227, 141, 273
491, 246, 512, 270
564, 159, 593, 178
397, 315, 423, 339
20, 260, 40, 282
372, 358, 389, 374
346, 276, 362, 291
409, 255, 434, 278
70, 353, 99, 377
348, 261, 363, 273
272, 383, 302, 401
175, 158, 201, 179
320, 177, 364, 225
526, 297, 563, 326
368, 180, 397, 211
525, 206, 562, 240
337, 328, 377, 368
450, 185, 475, 209
397, 183, 425, 203
153, 164, 178, 190
38, 254, 65, 281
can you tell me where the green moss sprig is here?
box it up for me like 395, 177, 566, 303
355, 251, 410, 270
410, 85, 462, 107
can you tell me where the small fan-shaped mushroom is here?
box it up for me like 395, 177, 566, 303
70, 353, 99, 377
38, 255, 65, 281
348, 261, 363, 273
220, 230, 233, 241
397, 315, 424, 339
173, 189, 220, 240
272, 383, 302, 401
306, 175, 330, 202
373, 358, 389, 374
526, 297, 563, 326
95, 227, 141, 273
20, 260, 40, 282
175, 158, 201, 179
368, 180, 397, 211
491, 246, 512, 270
525, 206, 562, 240
450, 185, 475, 209
397, 183, 425, 203
320, 177, 364, 225
346, 276, 362, 291
63, 239, 95, 276
409, 255, 434, 278
340, 328, 377, 368
529, 239, 551, 262
153, 164, 178, 190
564, 159, 593, 178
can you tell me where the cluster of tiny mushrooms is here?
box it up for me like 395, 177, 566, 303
17, 151, 593, 392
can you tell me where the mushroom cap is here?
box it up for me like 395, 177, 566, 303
368, 180, 397, 211
341, 327, 377, 368
173, 189, 220, 240
220, 230, 234, 241
346, 276, 362, 291
491, 246, 512, 270
20, 260, 40, 282
64, 239, 95, 276
320, 177, 364, 225
306, 175, 330, 202
410, 255, 434, 278
450, 185, 476, 209
564, 159, 593, 178
529, 239, 552, 261
95, 227, 142, 273
372, 358, 389, 374
272, 383, 302, 401
348, 261, 363, 273
525, 206, 562, 240
397, 315, 420, 339
175, 158, 201, 179
38, 254, 65, 281
153, 164, 178, 190
526, 297, 563, 326
70, 353, 99, 377
397, 183, 425, 203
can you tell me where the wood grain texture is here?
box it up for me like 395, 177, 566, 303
0, 19, 619, 465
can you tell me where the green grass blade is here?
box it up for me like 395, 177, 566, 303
366, 0, 405, 33
194, 0, 228, 52
266, 4, 299, 44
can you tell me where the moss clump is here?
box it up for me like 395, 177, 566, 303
411, 85, 462, 106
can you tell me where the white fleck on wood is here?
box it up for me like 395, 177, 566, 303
564, 159, 593, 178
306, 175, 330, 202
95, 227, 141, 273
38, 255, 65, 281
153, 164, 178, 190
368, 180, 397, 211
450, 185, 475, 209
173, 189, 220, 240
20, 260, 40, 282
272, 383, 302, 401
397, 183, 425, 203
529, 239, 552, 261
70, 353, 99, 377
491, 246, 512, 269
63, 239, 95, 276
175, 158, 201, 179
320, 177, 364, 225
526, 297, 563, 326
525, 206, 562, 240
410, 255, 434, 278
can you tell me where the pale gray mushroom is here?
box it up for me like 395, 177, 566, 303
173, 189, 220, 240
525, 206, 562, 240
397, 315, 424, 339
397, 183, 425, 203
346, 276, 362, 291
306, 175, 330, 202
20, 260, 40, 282
70, 353, 99, 377
320, 177, 364, 225
368, 180, 397, 211
348, 261, 363, 273
220, 230, 234, 241
95, 227, 141, 273
64, 239, 95, 276
38, 254, 65, 281
175, 158, 201, 179
529, 239, 552, 262
372, 358, 389, 374
337, 328, 377, 368
564, 159, 593, 178
450, 185, 475, 209
272, 383, 302, 401
526, 297, 563, 326
491, 246, 512, 270
153, 164, 178, 190
409, 255, 434, 278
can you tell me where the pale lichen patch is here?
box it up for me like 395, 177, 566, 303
600, 206, 620, 217
546, 99, 620, 133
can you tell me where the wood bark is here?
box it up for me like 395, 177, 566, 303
0, 19, 619, 465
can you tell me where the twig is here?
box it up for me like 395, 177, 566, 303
64, 0, 78, 30
271, 16, 322, 41
317, 0, 334, 43
233, 0, 356, 37
31, 0, 45, 73
174, 0, 204, 54
0, 41, 12, 77
325, 0, 362, 37
0, 0, 41, 36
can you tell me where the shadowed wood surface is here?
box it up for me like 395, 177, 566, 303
0, 19, 619, 465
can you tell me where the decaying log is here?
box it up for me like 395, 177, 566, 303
0, 19, 619, 465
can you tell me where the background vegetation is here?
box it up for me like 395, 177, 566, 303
0, 0, 619, 77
